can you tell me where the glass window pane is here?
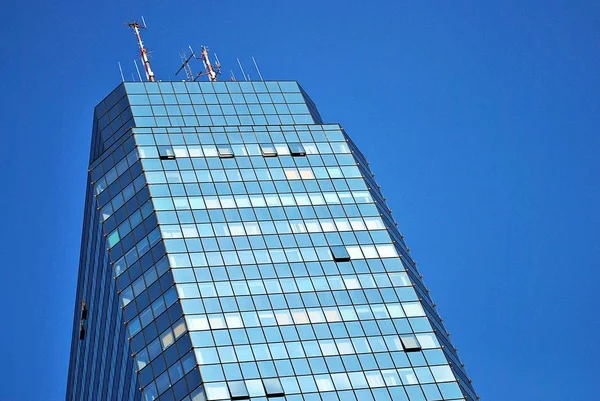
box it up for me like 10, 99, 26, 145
218, 145, 234, 158
288, 142, 306, 156
263, 378, 284, 397
260, 144, 278, 157
400, 334, 422, 351
330, 246, 351, 262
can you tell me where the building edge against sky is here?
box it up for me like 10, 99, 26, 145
66, 79, 478, 401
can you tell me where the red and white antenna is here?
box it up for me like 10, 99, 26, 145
127, 17, 155, 82
199, 46, 221, 82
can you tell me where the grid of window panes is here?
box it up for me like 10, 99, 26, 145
125, 81, 321, 129
91, 131, 204, 401
67, 95, 142, 401
131, 117, 468, 401
70, 80, 477, 401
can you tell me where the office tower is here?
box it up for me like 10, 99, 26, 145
66, 79, 477, 401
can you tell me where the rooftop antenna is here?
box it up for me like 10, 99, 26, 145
196, 45, 221, 81
134, 60, 143, 82
127, 17, 155, 82
118, 62, 125, 82
237, 58, 248, 81
252, 57, 264, 81
175, 46, 197, 81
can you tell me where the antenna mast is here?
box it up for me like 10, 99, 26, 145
199, 46, 221, 82
127, 17, 155, 82
175, 46, 197, 81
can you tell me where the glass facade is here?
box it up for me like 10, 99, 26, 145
67, 80, 477, 401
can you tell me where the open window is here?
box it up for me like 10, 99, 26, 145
400, 334, 422, 352
218, 145, 235, 158
288, 142, 306, 156
81, 300, 88, 320
263, 378, 285, 398
158, 146, 175, 160
260, 144, 278, 157
228, 381, 250, 400
330, 246, 351, 262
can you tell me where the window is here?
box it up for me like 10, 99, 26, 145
228, 381, 250, 400
79, 323, 85, 340
158, 146, 175, 160
263, 378, 284, 397
260, 144, 278, 157
400, 334, 422, 352
81, 301, 88, 320
288, 142, 306, 156
218, 145, 234, 158
330, 246, 351, 262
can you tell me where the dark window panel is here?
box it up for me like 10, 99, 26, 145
288, 142, 306, 156
158, 146, 175, 160
330, 246, 351, 262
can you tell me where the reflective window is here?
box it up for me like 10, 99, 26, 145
400, 334, 422, 352
228, 381, 250, 399
263, 378, 285, 397
288, 142, 306, 156
331, 246, 351, 262
260, 144, 278, 157
158, 145, 175, 160
218, 145, 234, 158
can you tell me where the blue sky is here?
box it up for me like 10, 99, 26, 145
1, 1, 599, 400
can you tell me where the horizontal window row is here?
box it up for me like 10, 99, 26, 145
124, 81, 304, 96
159, 217, 384, 241
190, 316, 435, 351
209, 378, 283, 400
181, 303, 426, 332
132, 113, 314, 129
147, 179, 368, 202
165, 244, 398, 269
139, 141, 348, 160
145, 166, 361, 187
153, 191, 373, 212
163, 230, 391, 256
150, 194, 374, 216
185, 304, 425, 332
200, 366, 456, 401
127, 90, 307, 106
157, 142, 307, 161
132, 125, 344, 145
170, 258, 408, 282
174, 272, 410, 298
130, 102, 311, 117
192, 334, 432, 368
164, 230, 384, 253
143, 156, 358, 178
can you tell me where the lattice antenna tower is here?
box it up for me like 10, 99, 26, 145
127, 17, 155, 82
175, 46, 197, 81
